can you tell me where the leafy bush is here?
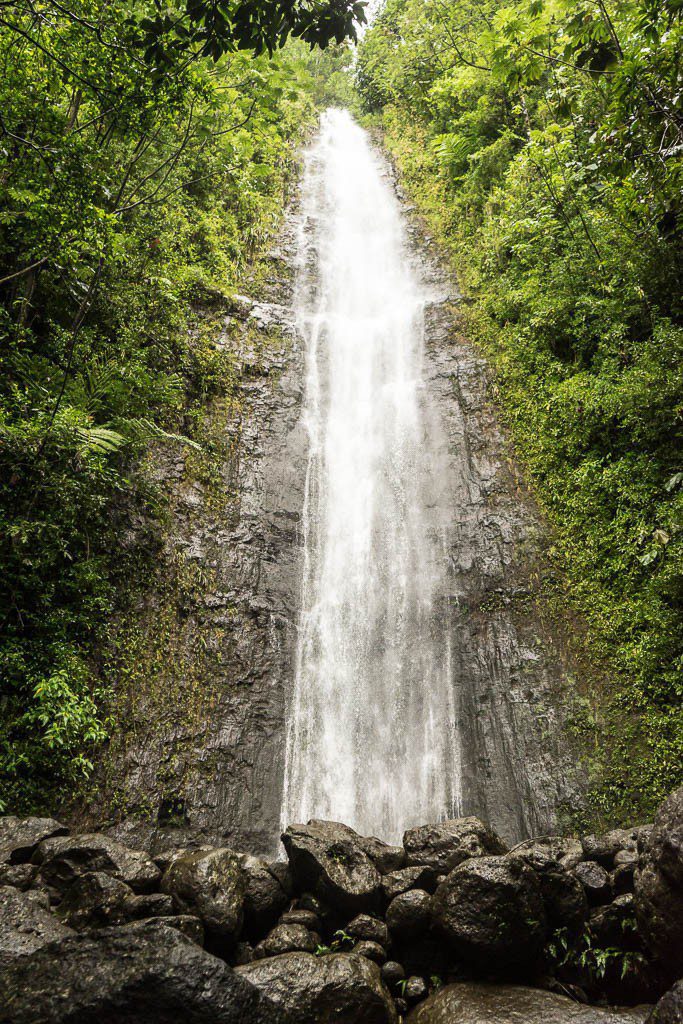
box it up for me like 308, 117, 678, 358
358, 0, 683, 826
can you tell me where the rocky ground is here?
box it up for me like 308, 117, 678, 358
1, 787, 682, 1023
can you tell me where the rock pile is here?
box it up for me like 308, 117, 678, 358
0, 787, 682, 1023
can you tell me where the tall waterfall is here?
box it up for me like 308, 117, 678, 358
282, 109, 461, 842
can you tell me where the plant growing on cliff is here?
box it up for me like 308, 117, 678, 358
357, 0, 683, 827
0, 0, 363, 812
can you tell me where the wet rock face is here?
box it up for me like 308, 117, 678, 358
0, 921, 287, 1024
281, 821, 382, 915
406, 983, 649, 1023
74, 216, 306, 858
76, 156, 585, 854
634, 785, 683, 978
236, 951, 398, 1024
415, 269, 585, 844
432, 855, 546, 973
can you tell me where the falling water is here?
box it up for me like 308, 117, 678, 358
282, 109, 461, 843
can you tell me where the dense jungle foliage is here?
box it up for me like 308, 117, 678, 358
0, 0, 364, 812
358, 0, 682, 825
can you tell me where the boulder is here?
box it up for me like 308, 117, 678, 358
282, 821, 382, 915
406, 982, 650, 1023
386, 890, 432, 941
0, 863, 36, 890
162, 847, 245, 944
0, 886, 73, 964
56, 871, 132, 929
348, 913, 389, 946
236, 950, 397, 1024
525, 858, 588, 933
515, 837, 582, 869
646, 980, 683, 1024
240, 854, 289, 939
574, 861, 612, 905
254, 923, 317, 958
381, 960, 405, 987
124, 892, 176, 921
142, 914, 205, 945
382, 866, 438, 902
36, 834, 160, 893
360, 836, 406, 874
432, 856, 546, 974
582, 830, 639, 868
281, 908, 321, 930
352, 940, 387, 964
404, 976, 428, 1004
403, 818, 507, 874
0, 816, 68, 865
269, 860, 294, 896
634, 785, 683, 978
560, 843, 585, 872
0, 920, 287, 1024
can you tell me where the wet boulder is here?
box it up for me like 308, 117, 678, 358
254, 923, 317, 958
236, 950, 397, 1024
646, 980, 683, 1024
381, 960, 405, 987
360, 836, 406, 874
56, 871, 132, 929
282, 821, 382, 915
582, 830, 639, 868
382, 865, 437, 902
517, 851, 587, 933
162, 847, 245, 944
0, 863, 36, 891
386, 889, 432, 941
124, 892, 176, 921
634, 785, 683, 978
404, 976, 428, 1004
352, 939, 387, 964
432, 855, 546, 974
35, 833, 160, 893
348, 913, 389, 946
0, 886, 74, 965
281, 908, 321, 930
406, 982, 650, 1023
140, 914, 205, 945
574, 861, 612, 905
0, 920, 287, 1024
403, 818, 507, 874
0, 817, 68, 865
240, 854, 290, 940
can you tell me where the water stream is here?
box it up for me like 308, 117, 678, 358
281, 110, 462, 842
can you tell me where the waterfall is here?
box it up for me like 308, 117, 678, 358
281, 109, 462, 843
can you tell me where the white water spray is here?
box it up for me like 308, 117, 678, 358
282, 110, 461, 842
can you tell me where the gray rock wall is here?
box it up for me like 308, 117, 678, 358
77, 159, 584, 854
